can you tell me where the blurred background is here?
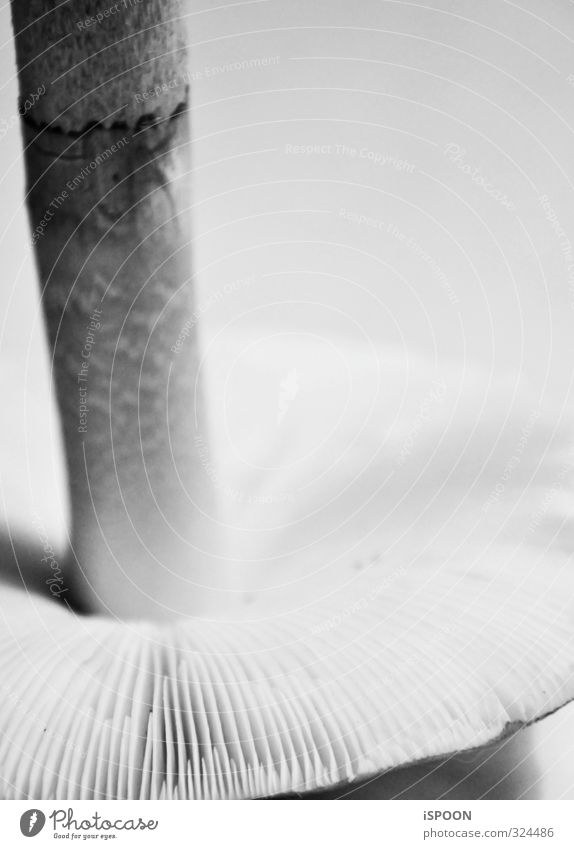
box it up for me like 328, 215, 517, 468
1, 0, 574, 797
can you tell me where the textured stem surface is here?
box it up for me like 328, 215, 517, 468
12, 1, 219, 619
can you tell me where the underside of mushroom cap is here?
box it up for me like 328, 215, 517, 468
1, 538, 573, 800
2, 345, 574, 800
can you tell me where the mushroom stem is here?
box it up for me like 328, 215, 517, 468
11, 1, 218, 619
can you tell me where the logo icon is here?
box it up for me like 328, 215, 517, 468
20, 810, 45, 837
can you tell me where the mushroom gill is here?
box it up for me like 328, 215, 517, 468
1, 543, 573, 799
2, 0, 574, 801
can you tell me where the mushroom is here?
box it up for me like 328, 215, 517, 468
2, 0, 574, 800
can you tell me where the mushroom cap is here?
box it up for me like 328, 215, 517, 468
1, 340, 573, 799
